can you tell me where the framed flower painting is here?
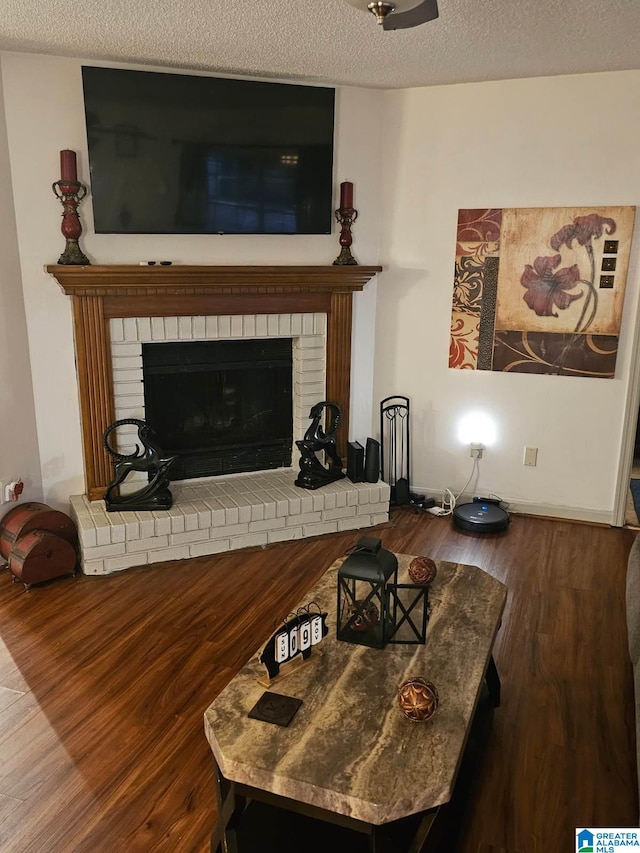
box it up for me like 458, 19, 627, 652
449, 206, 635, 377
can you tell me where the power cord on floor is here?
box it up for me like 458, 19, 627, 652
427, 457, 480, 517
426, 487, 455, 516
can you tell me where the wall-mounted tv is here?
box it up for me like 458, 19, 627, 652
81, 66, 335, 235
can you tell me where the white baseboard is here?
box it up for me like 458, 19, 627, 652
411, 485, 615, 527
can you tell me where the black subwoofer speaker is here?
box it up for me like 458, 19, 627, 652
364, 438, 380, 483
347, 441, 364, 483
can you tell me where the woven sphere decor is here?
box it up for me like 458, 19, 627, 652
397, 677, 439, 722
347, 600, 380, 632
408, 556, 437, 585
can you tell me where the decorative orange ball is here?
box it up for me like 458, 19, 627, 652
397, 678, 439, 722
409, 556, 437, 585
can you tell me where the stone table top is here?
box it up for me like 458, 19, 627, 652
204, 554, 507, 826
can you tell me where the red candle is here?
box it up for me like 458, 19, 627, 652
340, 181, 353, 209
60, 149, 77, 182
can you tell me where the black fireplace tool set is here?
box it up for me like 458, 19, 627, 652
380, 395, 434, 513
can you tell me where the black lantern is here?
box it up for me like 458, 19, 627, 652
337, 537, 398, 649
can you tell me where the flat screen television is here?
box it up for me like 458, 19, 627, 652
81, 66, 335, 235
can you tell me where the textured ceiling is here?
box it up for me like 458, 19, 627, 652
0, 0, 638, 89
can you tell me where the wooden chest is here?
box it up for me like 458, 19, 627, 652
0, 502, 78, 588
8, 530, 77, 587
0, 502, 77, 559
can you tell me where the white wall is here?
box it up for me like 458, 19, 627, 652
0, 52, 383, 508
7, 52, 636, 523
0, 62, 43, 507
377, 71, 640, 523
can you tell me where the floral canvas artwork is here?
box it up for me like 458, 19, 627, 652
449, 206, 635, 377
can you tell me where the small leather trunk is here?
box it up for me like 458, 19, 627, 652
8, 530, 77, 587
1, 501, 78, 588
0, 501, 77, 559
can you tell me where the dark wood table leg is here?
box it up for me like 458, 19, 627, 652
210, 759, 246, 853
370, 824, 402, 853
485, 655, 501, 707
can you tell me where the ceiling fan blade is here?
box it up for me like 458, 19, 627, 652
382, 0, 439, 30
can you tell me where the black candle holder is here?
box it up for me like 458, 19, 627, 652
333, 205, 358, 266
52, 179, 90, 265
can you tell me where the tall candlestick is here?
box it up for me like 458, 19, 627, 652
340, 181, 353, 210
53, 150, 89, 265
60, 149, 77, 182
333, 182, 358, 266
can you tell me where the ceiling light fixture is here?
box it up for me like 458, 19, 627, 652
344, 0, 439, 30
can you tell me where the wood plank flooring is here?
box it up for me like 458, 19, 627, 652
0, 509, 636, 852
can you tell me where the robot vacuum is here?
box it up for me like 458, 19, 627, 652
453, 498, 510, 533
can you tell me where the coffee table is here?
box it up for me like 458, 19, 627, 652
204, 554, 506, 852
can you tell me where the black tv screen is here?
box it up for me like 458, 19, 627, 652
81, 66, 335, 235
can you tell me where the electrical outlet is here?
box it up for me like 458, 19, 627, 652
523, 446, 538, 467
470, 443, 483, 459
1, 480, 23, 503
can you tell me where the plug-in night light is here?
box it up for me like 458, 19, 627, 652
457, 413, 497, 447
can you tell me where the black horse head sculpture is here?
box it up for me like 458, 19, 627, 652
294, 401, 345, 491
103, 418, 176, 511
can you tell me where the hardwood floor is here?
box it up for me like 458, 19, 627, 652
0, 509, 636, 852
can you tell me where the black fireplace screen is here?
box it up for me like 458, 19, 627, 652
142, 338, 293, 480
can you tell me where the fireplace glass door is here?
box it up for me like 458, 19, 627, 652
142, 339, 293, 480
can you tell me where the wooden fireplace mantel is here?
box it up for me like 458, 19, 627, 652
46, 264, 381, 501
46, 264, 382, 295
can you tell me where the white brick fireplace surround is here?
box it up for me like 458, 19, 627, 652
46, 264, 386, 576
69, 310, 389, 575
109, 311, 329, 465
